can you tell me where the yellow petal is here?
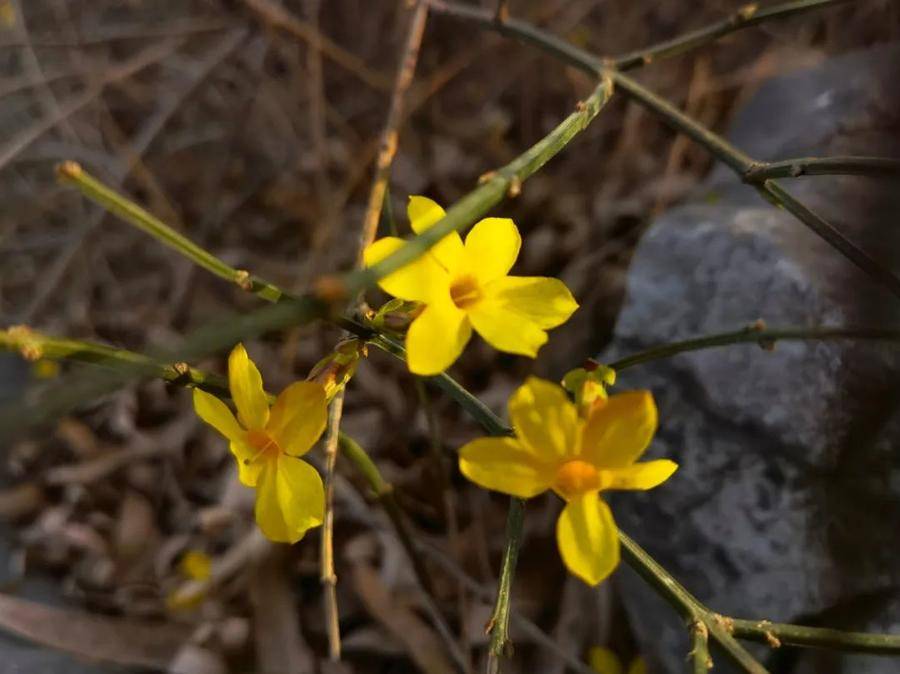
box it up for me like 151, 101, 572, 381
228, 343, 269, 430
556, 491, 619, 585
605, 459, 677, 491
627, 658, 647, 674
508, 377, 581, 461
461, 217, 521, 283
468, 299, 548, 357
364, 236, 450, 303
230, 441, 263, 487
276, 455, 325, 533
468, 276, 578, 357
581, 391, 658, 469
458, 437, 555, 498
588, 647, 624, 674
193, 388, 245, 442
407, 195, 463, 271
484, 276, 579, 328
254, 457, 324, 543
268, 381, 327, 457
405, 297, 471, 375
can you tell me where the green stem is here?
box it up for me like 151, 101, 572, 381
690, 620, 713, 673
56, 162, 282, 302
486, 497, 526, 673
320, 394, 345, 661
757, 179, 900, 298
743, 156, 900, 181
612, 0, 850, 70
0, 326, 231, 398
729, 618, 900, 655
618, 532, 767, 674
608, 325, 900, 372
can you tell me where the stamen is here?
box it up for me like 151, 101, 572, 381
245, 429, 281, 463
554, 460, 603, 499
449, 274, 482, 309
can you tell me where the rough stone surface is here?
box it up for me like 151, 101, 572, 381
602, 43, 900, 673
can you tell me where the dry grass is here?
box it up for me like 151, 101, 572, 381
0, 1, 897, 672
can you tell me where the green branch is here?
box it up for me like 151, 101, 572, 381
729, 618, 900, 655
486, 497, 526, 672
56, 162, 282, 302
608, 324, 900, 372
744, 156, 900, 181
612, 0, 851, 69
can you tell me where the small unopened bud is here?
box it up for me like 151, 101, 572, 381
56, 160, 83, 180
233, 270, 252, 291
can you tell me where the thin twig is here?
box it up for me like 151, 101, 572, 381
608, 324, 900, 372
486, 498, 526, 673
743, 156, 900, 181
618, 532, 767, 674
612, 0, 851, 69
0, 38, 182, 172
242, 0, 391, 91
358, 0, 430, 265
321, 394, 344, 661
690, 620, 713, 673
729, 618, 900, 655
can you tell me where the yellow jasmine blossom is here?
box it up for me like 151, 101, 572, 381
363, 196, 579, 375
458, 377, 677, 585
178, 550, 213, 581
192, 344, 326, 544
588, 646, 646, 674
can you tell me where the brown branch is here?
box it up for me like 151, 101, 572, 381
358, 0, 430, 264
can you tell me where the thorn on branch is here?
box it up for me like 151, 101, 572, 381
747, 318, 767, 333
712, 613, 735, 633
478, 169, 498, 185
507, 176, 522, 198
756, 620, 782, 648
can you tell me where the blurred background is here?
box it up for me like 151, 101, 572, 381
1, 1, 899, 672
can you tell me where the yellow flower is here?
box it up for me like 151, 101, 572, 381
192, 344, 326, 543
364, 196, 578, 375
588, 646, 646, 674
458, 377, 677, 585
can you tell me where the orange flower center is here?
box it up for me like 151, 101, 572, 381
245, 429, 281, 463
554, 460, 602, 499
449, 274, 482, 309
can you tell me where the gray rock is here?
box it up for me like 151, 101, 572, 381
602, 44, 900, 673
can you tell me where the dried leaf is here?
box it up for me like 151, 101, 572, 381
0, 593, 185, 669
350, 559, 456, 674
250, 547, 314, 674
